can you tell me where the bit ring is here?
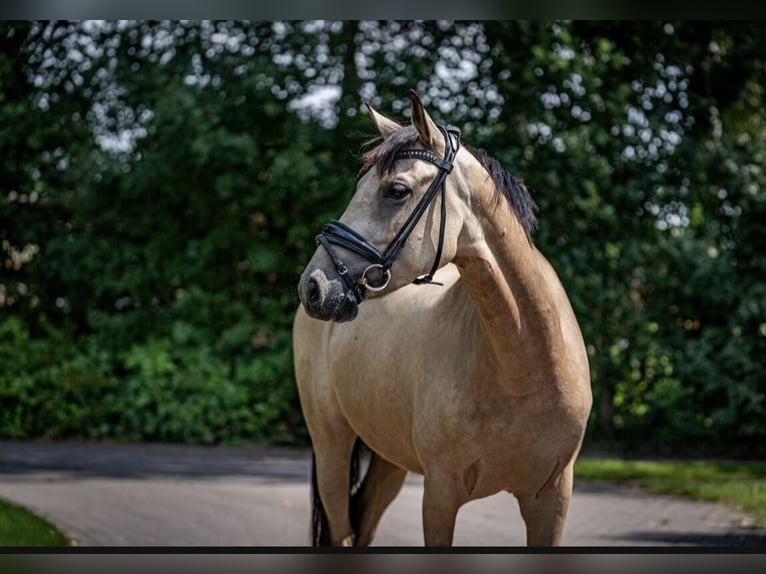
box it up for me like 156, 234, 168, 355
358, 264, 391, 292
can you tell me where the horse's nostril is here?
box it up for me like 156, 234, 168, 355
307, 277, 321, 305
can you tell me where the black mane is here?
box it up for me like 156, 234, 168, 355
464, 143, 539, 239
360, 125, 538, 240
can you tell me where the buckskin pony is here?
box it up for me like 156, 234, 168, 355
293, 90, 592, 547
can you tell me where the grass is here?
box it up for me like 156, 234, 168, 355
574, 458, 766, 527
0, 498, 71, 547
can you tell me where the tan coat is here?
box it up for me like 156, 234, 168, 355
294, 91, 592, 546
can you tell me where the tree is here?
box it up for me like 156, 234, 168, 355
1, 20, 764, 452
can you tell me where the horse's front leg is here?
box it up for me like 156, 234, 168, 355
516, 460, 574, 546
312, 430, 359, 546
421, 470, 467, 546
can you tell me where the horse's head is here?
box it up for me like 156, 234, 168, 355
298, 91, 472, 322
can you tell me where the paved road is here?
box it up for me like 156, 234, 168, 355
0, 440, 763, 547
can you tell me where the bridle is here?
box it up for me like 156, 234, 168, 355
315, 124, 461, 304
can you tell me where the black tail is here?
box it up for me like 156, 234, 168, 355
311, 437, 364, 547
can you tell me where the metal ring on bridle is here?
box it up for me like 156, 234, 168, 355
357, 264, 391, 292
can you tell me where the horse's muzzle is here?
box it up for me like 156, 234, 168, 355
299, 269, 359, 323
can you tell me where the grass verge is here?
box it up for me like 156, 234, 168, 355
0, 498, 71, 546
574, 458, 766, 527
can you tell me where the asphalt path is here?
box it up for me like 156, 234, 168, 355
0, 440, 763, 547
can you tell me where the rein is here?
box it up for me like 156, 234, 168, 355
316, 124, 461, 303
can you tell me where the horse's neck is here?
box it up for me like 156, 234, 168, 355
454, 199, 565, 396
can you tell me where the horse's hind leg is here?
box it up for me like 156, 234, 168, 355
516, 460, 574, 546
351, 451, 409, 546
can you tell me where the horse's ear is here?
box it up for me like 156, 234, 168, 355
409, 90, 442, 153
366, 103, 401, 138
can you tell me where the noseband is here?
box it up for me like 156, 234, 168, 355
316, 124, 461, 303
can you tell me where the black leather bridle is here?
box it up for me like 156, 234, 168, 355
315, 124, 461, 303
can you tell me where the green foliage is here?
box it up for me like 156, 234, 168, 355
0, 316, 94, 439
112, 333, 303, 444
0, 315, 305, 445
1, 21, 764, 451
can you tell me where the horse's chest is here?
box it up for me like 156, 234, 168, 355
330, 356, 422, 470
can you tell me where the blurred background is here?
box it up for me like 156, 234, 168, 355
1, 21, 764, 456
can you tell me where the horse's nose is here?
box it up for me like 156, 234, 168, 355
307, 277, 321, 307
299, 267, 358, 322
300, 269, 328, 314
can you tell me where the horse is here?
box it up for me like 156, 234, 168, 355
292, 90, 592, 546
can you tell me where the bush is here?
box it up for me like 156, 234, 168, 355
0, 316, 306, 445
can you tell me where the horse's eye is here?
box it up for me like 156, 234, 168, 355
384, 183, 411, 203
